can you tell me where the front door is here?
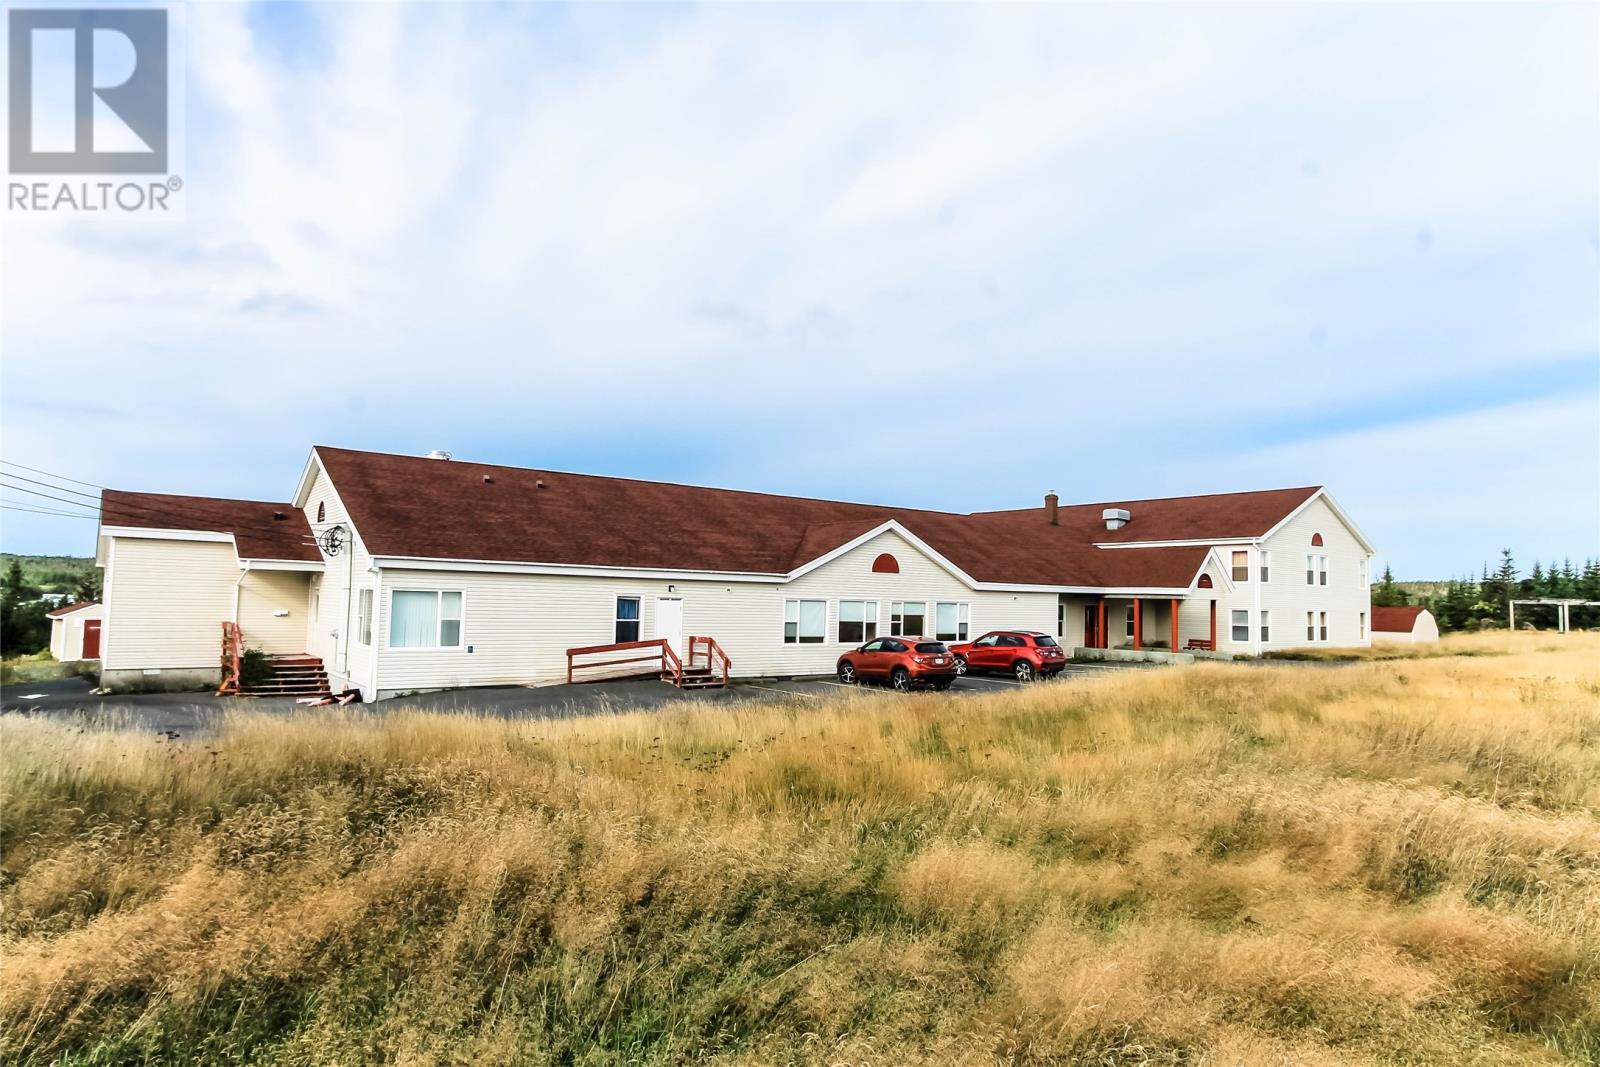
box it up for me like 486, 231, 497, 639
1083, 606, 1099, 650
655, 597, 684, 659
82, 620, 101, 659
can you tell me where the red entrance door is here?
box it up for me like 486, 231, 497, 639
82, 620, 101, 659
1083, 606, 1099, 650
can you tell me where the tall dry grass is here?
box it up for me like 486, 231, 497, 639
3, 632, 1597, 1065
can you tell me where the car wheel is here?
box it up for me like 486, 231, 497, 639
890, 667, 912, 691
953, 654, 969, 675
837, 661, 857, 684
1013, 660, 1035, 682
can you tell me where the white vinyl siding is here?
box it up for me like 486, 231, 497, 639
357, 588, 373, 646
101, 537, 238, 671
368, 529, 1057, 694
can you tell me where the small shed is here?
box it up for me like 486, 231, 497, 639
48, 601, 103, 661
1371, 605, 1439, 644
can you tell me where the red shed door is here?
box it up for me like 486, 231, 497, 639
82, 620, 101, 659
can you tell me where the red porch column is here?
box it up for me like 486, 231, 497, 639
1132, 597, 1142, 650
1170, 598, 1179, 651
1097, 599, 1107, 649
1209, 600, 1217, 649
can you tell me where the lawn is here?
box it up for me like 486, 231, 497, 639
3, 633, 1597, 1065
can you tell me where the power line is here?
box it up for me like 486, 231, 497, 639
0, 478, 319, 548
0, 459, 106, 490
0, 503, 101, 520
0, 460, 324, 549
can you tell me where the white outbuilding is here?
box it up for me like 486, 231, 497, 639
1371, 605, 1439, 644
47, 601, 103, 661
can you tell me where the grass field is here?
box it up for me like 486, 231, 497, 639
3, 633, 1597, 1065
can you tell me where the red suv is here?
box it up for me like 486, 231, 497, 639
949, 630, 1066, 682
837, 637, 957, 691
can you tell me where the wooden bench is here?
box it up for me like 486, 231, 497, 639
1185, 639, 1214, 651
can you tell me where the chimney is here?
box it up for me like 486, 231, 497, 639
424, 449, 453, 461
1045, 492, 1059, 525
1102, 507, 1131, 531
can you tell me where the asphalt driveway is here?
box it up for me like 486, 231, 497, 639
1, 662, 1149, 739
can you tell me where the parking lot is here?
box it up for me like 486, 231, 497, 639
0, 661, 1155, 739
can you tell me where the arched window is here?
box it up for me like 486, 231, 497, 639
316, 501, 326, 523
1197, 574, 1214, 589
1310, 532, 1323, 547
871, 552, 899, 574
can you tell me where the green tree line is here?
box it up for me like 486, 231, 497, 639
1371, 551, 1600, 633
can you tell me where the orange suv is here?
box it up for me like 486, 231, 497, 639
949, 630, 1065, 682
837, 637, 957, 691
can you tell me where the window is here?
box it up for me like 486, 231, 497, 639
839, 600, 878, 644
1260, 610, 1271, 643
1318, 556, 1328, 586
1034, 635, 1060, 648
1319, 611, 1328, 642
1306, 611, 1316, 641
1231, 550, 1249, 583
1260, 550, 1271, 583
1306, 554, 1327, 585
784, 599, 825, 643
1231, 609, 1249, 642
915, 642, 948, 654
1359, 611, 1367, 640
973, 634, 1000, 648
882, 639, 908, 653
1125, 607, 1136, 638
615, 597, 641, 643
1057, 601, 1065, 637
357, 589, 373, 645
890, 601, 926, 636
316, 501, 325, 523
934, 602, 970, 642
1358, 559, 1368, 587
999, 634, 1027, 647
390, 590, 463, 648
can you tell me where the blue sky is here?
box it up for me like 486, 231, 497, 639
2, 1, 1596, 578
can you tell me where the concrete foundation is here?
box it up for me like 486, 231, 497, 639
99, 667, 220, 694
1072, 647, 1196, 665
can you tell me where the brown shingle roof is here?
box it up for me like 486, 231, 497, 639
314, 446, 1315, 589
101, 490, 320, 562
46, 601, 99, 617
1371, 606, 1426, 632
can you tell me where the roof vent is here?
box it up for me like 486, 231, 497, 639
424, 449, 453, 461
272, 511, 287, 521
1102, 507, 1131, 531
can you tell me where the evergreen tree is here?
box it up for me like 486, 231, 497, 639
1371, 565, 1410, 607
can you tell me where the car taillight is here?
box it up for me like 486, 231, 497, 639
912, 655, 926, 664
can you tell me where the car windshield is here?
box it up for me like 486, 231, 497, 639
1034, 636, 1060, 647
915, 642, 949, 654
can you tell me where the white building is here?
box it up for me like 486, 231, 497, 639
1371, 606, 1440, 643
94, 446, 1376, 696
47, 601, 102, 662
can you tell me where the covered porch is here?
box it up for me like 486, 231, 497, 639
1070, 578, 1221, 655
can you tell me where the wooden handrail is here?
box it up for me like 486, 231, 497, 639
567, 638, 682, 684
689, 635, 731, 685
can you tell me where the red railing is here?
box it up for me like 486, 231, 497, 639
567, 638, 683, 685
688, 635, 731, 686
217, 621, 244, 695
